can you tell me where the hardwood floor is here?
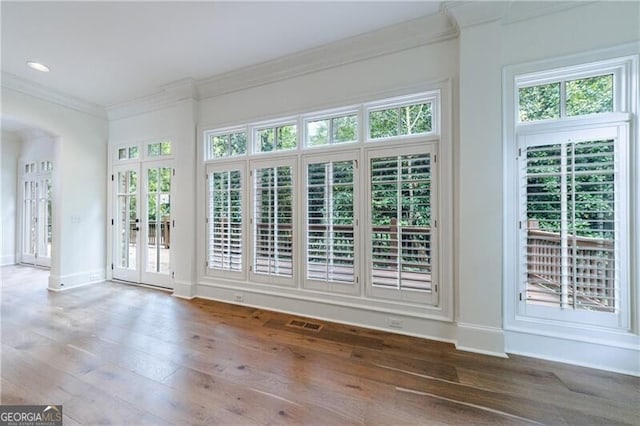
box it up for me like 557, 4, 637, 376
1, 265, 638, 425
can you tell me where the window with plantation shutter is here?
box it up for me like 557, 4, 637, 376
252, 163, 294, 281
305, 154, 357, 290
506, 55, 635, 331
207, 166, 243, 273
523, 138, 618, 312
367, 145, 437, 303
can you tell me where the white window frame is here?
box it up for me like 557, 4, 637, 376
205, 160, 247, 281
365, 142, 439, 305
504, 49, 638, 336
365, 92, 439, 143
145, 140, 174, 159
302, 150, 360, 295
204, 126, 248, 160
114, 143, 141, 163
249, 156, 298, 287
302, 106, 360, 149
251, 118, 299, 155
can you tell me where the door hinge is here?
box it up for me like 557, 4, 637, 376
434, 219, 437, 228
356, 276, 359, 284
111, 218, 114, 226
249, 265, 253, 272
111, 263, 114, 270
519, 292, 523, 301
434, 154, 437, 163
205, 261, 208, 267
172, 168, 175, 176
517, 148, 522, 159
519, 221, 522, 229
205, 217, 209, 224
355, 159, 358, 168
111, 174, 114, 181
171, 271, 175, 279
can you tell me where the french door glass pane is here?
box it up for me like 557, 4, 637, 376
23, 181, 37, 256
38, 178, 51, 257
146, 167, 171, 274
117, 170, 137, 269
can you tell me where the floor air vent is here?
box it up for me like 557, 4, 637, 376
286, 319, 324, 332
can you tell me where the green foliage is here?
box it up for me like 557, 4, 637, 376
146, 167, 171, 222
370, 154, 431, 227
566, 74, 613, 116
519, 83, 560, 121
519, 73, 613, 121
526, 140, 615, 239
258, 125, 297, 152
211, 132, 246, 158
370, 103, 432, 139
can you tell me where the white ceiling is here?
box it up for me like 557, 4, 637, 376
1, 1, 443, 108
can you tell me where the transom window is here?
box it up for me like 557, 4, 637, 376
305, 112, 358, 147
117, 145, 139, 161
255, 123, 297, 153
148, 141, 172, 157
206, 130, 247, 159
519, 73, 614, 122
368, 99, 433, 139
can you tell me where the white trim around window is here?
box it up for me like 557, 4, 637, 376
503, 45, 639, 368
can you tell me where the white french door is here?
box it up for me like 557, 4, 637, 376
21, 169, 52, 268
112, 161, 173, 288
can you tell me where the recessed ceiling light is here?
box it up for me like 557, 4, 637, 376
27, 61, 50, 72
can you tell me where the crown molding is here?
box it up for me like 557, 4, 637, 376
1, 72, 107, 120
443, 1, 510, 29
443, 1, 595, 29
195, 12, 458, 101
107, 78, 197, 121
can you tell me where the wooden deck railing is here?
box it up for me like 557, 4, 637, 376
527, 228, 615, 309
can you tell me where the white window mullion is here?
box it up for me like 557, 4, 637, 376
560, 145, 569, 309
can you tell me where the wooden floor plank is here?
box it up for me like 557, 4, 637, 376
2, 264, 638, 425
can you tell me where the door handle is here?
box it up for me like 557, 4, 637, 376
133, 227, 140, 231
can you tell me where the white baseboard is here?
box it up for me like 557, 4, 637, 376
48, 269, 105, 291
506, 329, 640, 376
456, 322, 507, 357
0, 254, 16, 266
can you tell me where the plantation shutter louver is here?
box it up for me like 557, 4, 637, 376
254, 166, 293, 277
208, 170, 242, 271
370, 154, 433, 291
306, 160, 355, 283
523, 139, 617, 312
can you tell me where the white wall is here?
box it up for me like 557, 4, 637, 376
19, 132, 54, 160
1, 88, 108, 289
1, 131, 21, 265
